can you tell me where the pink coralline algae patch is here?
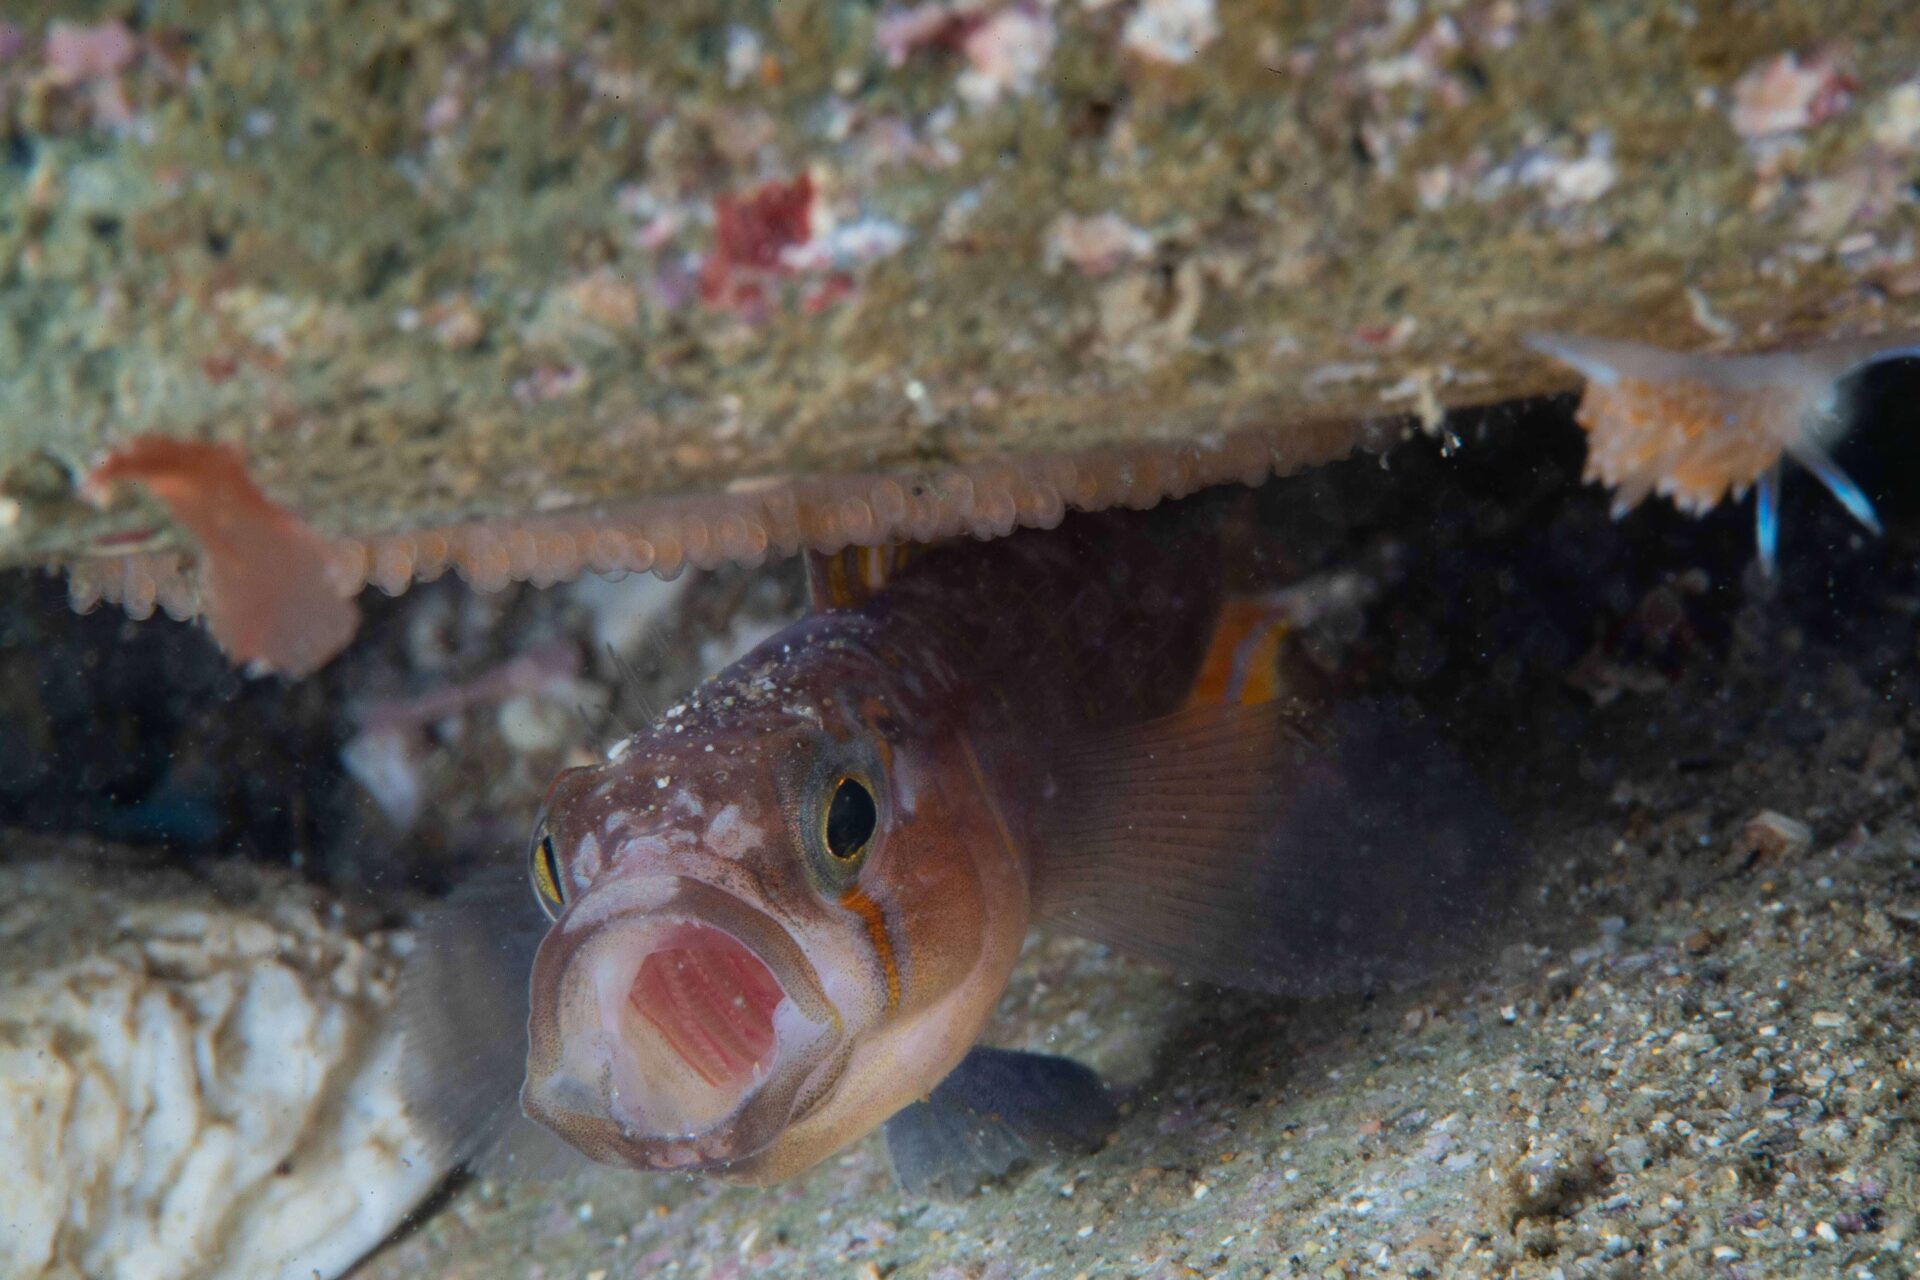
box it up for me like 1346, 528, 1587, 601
1, 18, 190, 133
954, 7, 1056, 107
1045, 212, 1155, 277
874, 0, 1058, 103
41, 19, 138, 85
1729, 52, 1855, 140
694, 174, 907, 316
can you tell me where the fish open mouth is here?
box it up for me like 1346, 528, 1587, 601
629, 922, 787, 1089
524, 876, 840, 1165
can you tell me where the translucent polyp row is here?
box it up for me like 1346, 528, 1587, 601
65, 551, 200, 622
75, 416, 1367, 618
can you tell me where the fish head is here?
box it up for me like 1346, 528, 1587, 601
520, 651, 1026, 1180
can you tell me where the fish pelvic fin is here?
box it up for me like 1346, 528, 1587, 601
1031, 699, 1521, 996
395, 866, 588, 1182
805, 544, 917, 611
884, 1047, 1116, 1197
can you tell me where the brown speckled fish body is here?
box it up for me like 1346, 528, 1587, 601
507, 498, 1517, 1188
525, 507, 1226, 1182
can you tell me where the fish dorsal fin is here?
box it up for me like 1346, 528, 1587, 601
805, 545, 914, 611
883, 1047, 1116, 1197
1032, 699, 1521, 996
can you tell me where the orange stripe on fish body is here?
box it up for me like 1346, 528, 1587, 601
1186, 597, 1291, 709
839, 886, 901, 1011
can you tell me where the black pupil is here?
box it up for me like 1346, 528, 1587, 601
539, 835, 562, 900
826, 778, 877, 859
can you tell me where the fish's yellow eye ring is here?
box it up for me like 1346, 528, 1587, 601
821, 775, 878, 864
530, 824, 566, 921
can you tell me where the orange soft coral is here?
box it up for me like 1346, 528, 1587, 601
1527, 330, 1920, 573
80, 437, 359, 676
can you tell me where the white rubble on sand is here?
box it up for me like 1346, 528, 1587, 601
0, 848, 444, 1280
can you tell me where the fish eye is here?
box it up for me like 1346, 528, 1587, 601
530, 823, 567, 921
823, 776, 877, 862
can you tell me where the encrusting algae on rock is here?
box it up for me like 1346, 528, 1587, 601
10, 0, 1920, 657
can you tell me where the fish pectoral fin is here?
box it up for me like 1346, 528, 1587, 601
396, 865, 587, 1183
884, 1047, 1116, 1198
1032, 698, 1523, 996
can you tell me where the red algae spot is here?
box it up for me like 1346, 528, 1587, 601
81, 437, 359, 676
699, 173, 817, 312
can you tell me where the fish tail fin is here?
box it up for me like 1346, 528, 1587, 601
395, 867, 586, 1181
1032, 699, 1521, 996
